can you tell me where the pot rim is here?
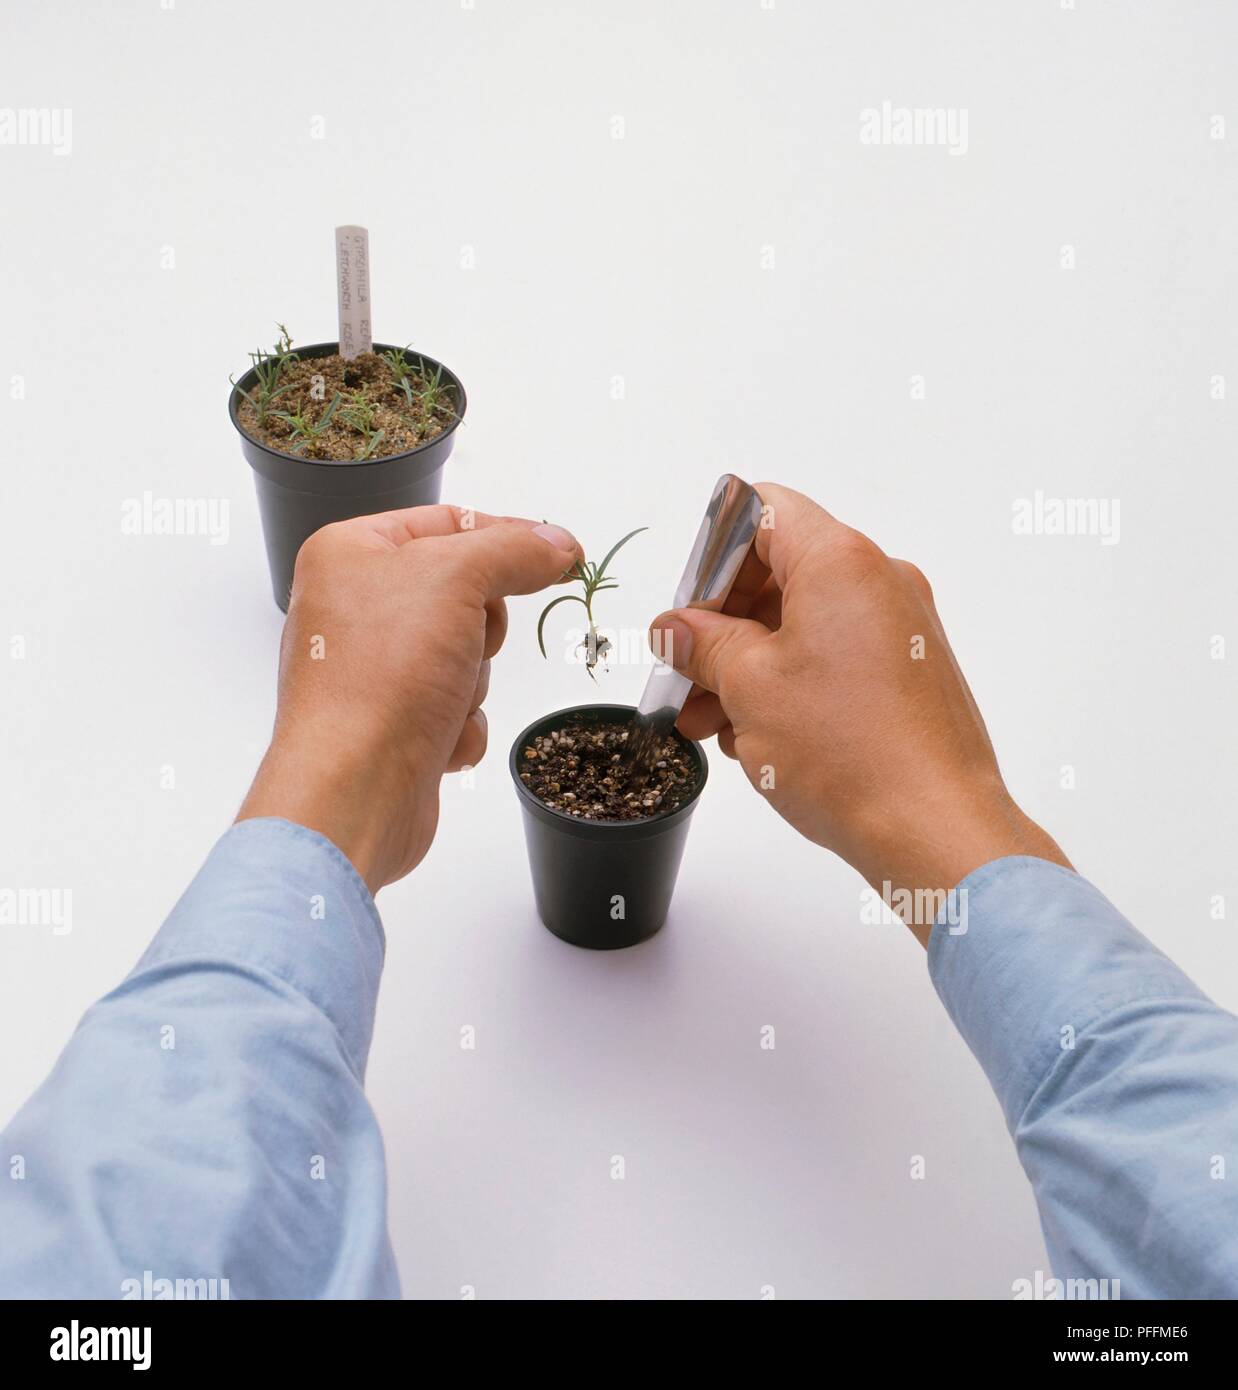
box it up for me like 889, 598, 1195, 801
227, 340, 467, 468
508, 702, 708, 839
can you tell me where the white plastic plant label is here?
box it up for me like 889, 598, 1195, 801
335, 225, 372, 360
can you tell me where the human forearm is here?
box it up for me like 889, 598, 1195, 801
0, 819, 398, 1299
932, 856, 1238, 1297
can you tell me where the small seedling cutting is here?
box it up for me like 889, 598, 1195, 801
338, 389, 386, 460
231, 324, 298, 426
536, 527, 647, 678
271, 392, 342, 454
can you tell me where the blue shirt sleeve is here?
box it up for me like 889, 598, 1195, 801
0, 818, 399, 1300
930, 855, 1238, 1298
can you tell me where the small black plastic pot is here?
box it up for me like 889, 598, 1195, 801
228, 342, 467, 611
509, 704, 709, 950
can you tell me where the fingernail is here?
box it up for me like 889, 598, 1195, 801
532, 523, 578, 552
650, 615, 691, 668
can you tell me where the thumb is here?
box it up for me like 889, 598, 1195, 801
446, 520, 582, 599
649, 607, 769, 694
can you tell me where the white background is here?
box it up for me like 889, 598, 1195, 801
2, 0, 1236, 1298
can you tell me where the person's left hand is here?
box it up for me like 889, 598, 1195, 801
237, 506, 582, 892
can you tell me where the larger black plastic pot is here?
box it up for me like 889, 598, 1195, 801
509, 704, 708, 950
228, 342, 466, 611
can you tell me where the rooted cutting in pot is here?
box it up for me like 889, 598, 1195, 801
518, 720, 700, 821
229, 228, 467, 612
233, 328, 460, 462
229, 336, 466, 612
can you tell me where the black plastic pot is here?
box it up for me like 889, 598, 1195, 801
509, 704, 709, 950
228, 342, 466, 611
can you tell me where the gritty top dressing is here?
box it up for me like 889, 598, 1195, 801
519, 720, 699, 821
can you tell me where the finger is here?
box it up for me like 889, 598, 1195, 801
447, 708, 488, 772
483, 599, 508, 659
350, 504, 547, 550
726, 539, 773, 620
648, 606, 769, 695
338, 505, 583, 567
718, 725, 739, 760
437, 520, 583, 601
750, 482, 848, 590
676, 688, 729, 742
331, 504, 500, 550
469, 659, 491, 712
747, 574, 783, 631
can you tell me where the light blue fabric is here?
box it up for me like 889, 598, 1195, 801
0, 818, 399, 1299
930, 855, 1238, 1298
3, 826, 1236, 1298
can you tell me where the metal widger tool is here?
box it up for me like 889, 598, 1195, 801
626, 473, 768, 775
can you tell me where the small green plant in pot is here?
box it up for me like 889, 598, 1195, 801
228, 228, 467, 610
510, 528, 709, 950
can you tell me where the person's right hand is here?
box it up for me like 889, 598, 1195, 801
650, 483, 1069, 943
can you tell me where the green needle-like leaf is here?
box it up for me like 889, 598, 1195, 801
537, 593, 587, 659
593, 526, 648, 582
533, 526, 646, 677
318, 393, 341, 429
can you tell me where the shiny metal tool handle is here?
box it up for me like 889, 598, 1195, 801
627, 474, 768, 772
